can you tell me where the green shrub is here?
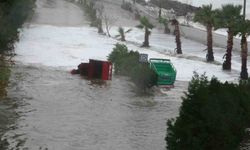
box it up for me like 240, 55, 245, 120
108, 43, 157, 91
0, 0, 35, 52
166, 73, 250, 150
0, 0, 34, 97
121, 2, 133, 12
108, 43, 129, 74
130, 63, 158, 90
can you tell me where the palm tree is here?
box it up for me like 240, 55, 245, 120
158, 0, 162, 20
159, 18, 170, 34
137, 16, 154, 47
194, 4, 215, 62
236, 19, 250, 79
97, 18, 104, 34
171, 19, 182, 54
118, 27, 126, 41
214, 4, 242, 70
116, 27, 132, 41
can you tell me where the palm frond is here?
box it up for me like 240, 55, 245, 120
194, 4, 216, 26
115, 34, 121, 38
136, 24, 144, 29
125, 28, 132, 33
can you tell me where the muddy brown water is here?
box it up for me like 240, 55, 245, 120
0, 65, 187, 150
1, 0, 248, 149
0, 0, 189, 143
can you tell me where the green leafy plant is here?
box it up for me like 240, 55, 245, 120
108, 43, 157, 92
166, 73, 250, 150
0, 0, 35, 53
194, 5, 216, 61
137, 16, 154, 47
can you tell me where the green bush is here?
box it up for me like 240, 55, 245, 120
130, 63, 158, 90
166, 73, 250, 150
121, 2, 133, 12
0, 0, 35, 52
108, 43, 157, 91
108, 43, 129, 74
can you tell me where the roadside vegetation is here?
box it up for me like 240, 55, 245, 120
0, 0, 35, 98
137, 16, 154, 47
108, 43, 157, 92
0, 59, 10, 98
166, 73, 250, 150
80, 0, 250, 80
214, 4, 242, 70
194, 4, 215, 62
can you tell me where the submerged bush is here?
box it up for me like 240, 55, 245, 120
0, 59, 10, 98
108, 43, 157, 91
166, 73, 250, 150
130, 63, 158, 90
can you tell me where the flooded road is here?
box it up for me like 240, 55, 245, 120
1, 65, 187, 150
32, 0, 87, 26
0, 0, 188, 149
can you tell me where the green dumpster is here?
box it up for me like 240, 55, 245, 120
149, 58, 177, 86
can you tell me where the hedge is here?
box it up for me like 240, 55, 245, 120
166, 73, 250, 150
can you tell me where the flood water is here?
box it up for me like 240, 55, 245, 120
0, 1, 189, 149
0, 64, 187, 150
2, 0, 248, 149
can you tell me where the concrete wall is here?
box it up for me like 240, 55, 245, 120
178, 25, 250, 53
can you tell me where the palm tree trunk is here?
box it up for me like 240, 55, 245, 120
223, 30, 233, 70
158, 7, 162, 20
142, 28, 149, 47
240, 34, 248, 79
206, 24, 214, 62
97, 18, 103, 34
164, 24, 170, 34
121, 34, 125, 41
172, 19, 182, 54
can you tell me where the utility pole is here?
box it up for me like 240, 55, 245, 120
243, 0, 246, 20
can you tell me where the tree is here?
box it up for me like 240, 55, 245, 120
171, 19, 182, 54
214, 5, 242, 70
166, 73, 250, 150
236, 19, 250, 79
137, 16, 154, 47
158, 0, 162, 20
194, 4, 215, 62
103, 14, 116, 37
116, 27, 132, 41
159, 18, 170, 34
0, 0, 35, 52
95, 1, 104, 34
118, 27, 126, 41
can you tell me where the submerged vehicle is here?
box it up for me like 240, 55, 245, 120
71, 59, 112, 80
149, 58, 177, 87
